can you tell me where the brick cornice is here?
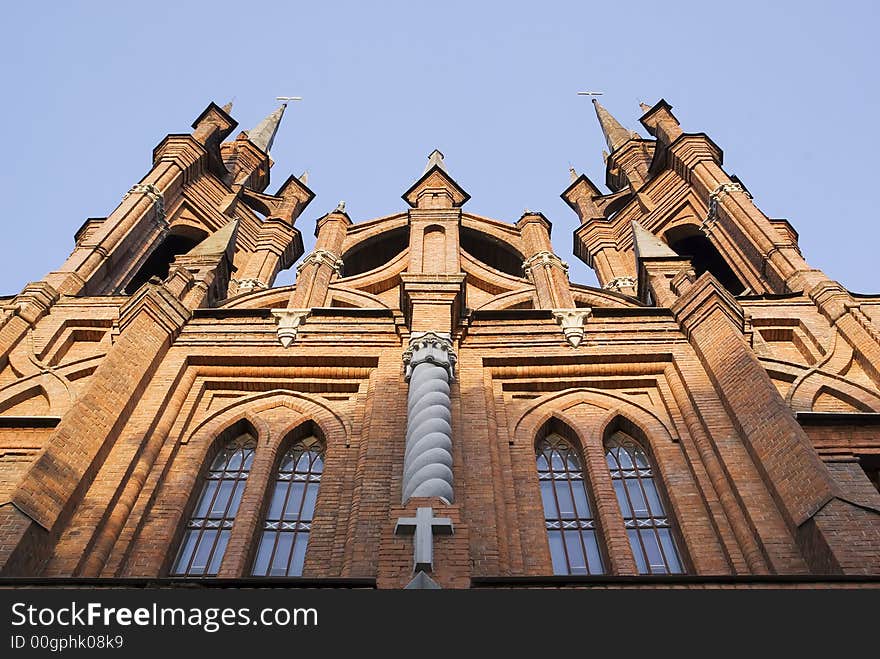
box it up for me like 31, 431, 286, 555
12, 281, 60, 326
117, 283, 191, 336
667, 134, 724, 181
671, 272, 744, 337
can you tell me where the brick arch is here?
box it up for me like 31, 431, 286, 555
0, 372, 72, 417
513, 387, 678, 448
181, 390, 350, 448
219, 285, 294, 309
326, 285, 391, 310
594, 407, 678, 457
778, 367, 880, 413
475, 288, 536, 311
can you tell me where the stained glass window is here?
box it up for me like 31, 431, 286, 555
536, 434, 605, 575
252, 435, 324, 577
605, 431, 684, 574
170, 433, 255, 576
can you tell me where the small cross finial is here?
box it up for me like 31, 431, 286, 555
276, 96, 303, 107
577, 91, 604, 98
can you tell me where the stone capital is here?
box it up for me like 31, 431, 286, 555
296, 249, 343, 276
403, 331, 457, 380
523, 251, 569, 277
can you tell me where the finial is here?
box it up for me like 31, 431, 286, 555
569, 166, 578, 182
424, 149, 447, 173
221, 100, 234, 114
298, 170, 309, 184
602, 149, 609, 163
639, 101, 652, 113
334, 200, 346, 213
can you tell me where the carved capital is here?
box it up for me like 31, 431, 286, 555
523, 251, 569, 278
232, 277, 269, 293
403, 331, 457, 380
270, 309, 311, 348
123, 183, 167, 227
296, 249, 343, 276
551, 308, 592, 348
702, 182, 752, 235
603, 276, 637, 292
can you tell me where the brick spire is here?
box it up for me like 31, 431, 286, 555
248, 102, 286, 154
592, 98, 632, 153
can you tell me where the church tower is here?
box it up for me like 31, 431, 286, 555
0, 95, 878, 586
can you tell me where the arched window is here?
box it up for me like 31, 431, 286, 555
170, 432, 255, 576
605, 431, 684, 574
252, 435, 325, 577
536, 434, 605, 575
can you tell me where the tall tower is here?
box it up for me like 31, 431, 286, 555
0, 101, 313, 574
564, 98, 880, 574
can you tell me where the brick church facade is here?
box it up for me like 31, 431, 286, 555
1, 98, 878, 587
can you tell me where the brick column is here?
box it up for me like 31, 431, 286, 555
517, 212, 575, 309
287, 209, 350, 309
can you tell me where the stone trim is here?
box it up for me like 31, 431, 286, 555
296, 249, 343, 276
551, 308, 592, 348
522, 251, 569, 277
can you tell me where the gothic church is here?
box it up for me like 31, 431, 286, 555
1, 98, 878, 587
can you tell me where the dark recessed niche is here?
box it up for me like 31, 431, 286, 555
342, 226, 409, 278
460, 226, 523, 278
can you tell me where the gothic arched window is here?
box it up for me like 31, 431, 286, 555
536, 434, 605, 575
605, 431, 684, 574
170, 432, 255, 576
252, 435, 324, 577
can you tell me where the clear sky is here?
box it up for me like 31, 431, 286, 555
0, 1, 877, 294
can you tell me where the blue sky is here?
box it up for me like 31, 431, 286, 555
0, 1, 877, 293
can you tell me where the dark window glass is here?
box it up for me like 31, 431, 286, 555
605, 431, 684, 575
252, 435, 324, 577
171, 433, 255, 576
536, 434, 605, 575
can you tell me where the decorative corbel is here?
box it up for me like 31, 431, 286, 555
551, 308, 592, 348
270, 309, 311, 347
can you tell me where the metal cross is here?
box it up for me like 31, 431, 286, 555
276, 96, 303, 106
394, 507, 454, 573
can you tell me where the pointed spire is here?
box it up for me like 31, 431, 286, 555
569, 166, 578, 183
631, 221, 678, 261
639, 101, 652, 113
221, 100, 234, 114
187, 220, 239, 260
592, 98, 632, 153
298, 170, 309, 185
424, 149, 447, 173
248, 103, 287, 154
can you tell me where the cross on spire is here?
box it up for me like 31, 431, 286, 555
394, 506, 454, 573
